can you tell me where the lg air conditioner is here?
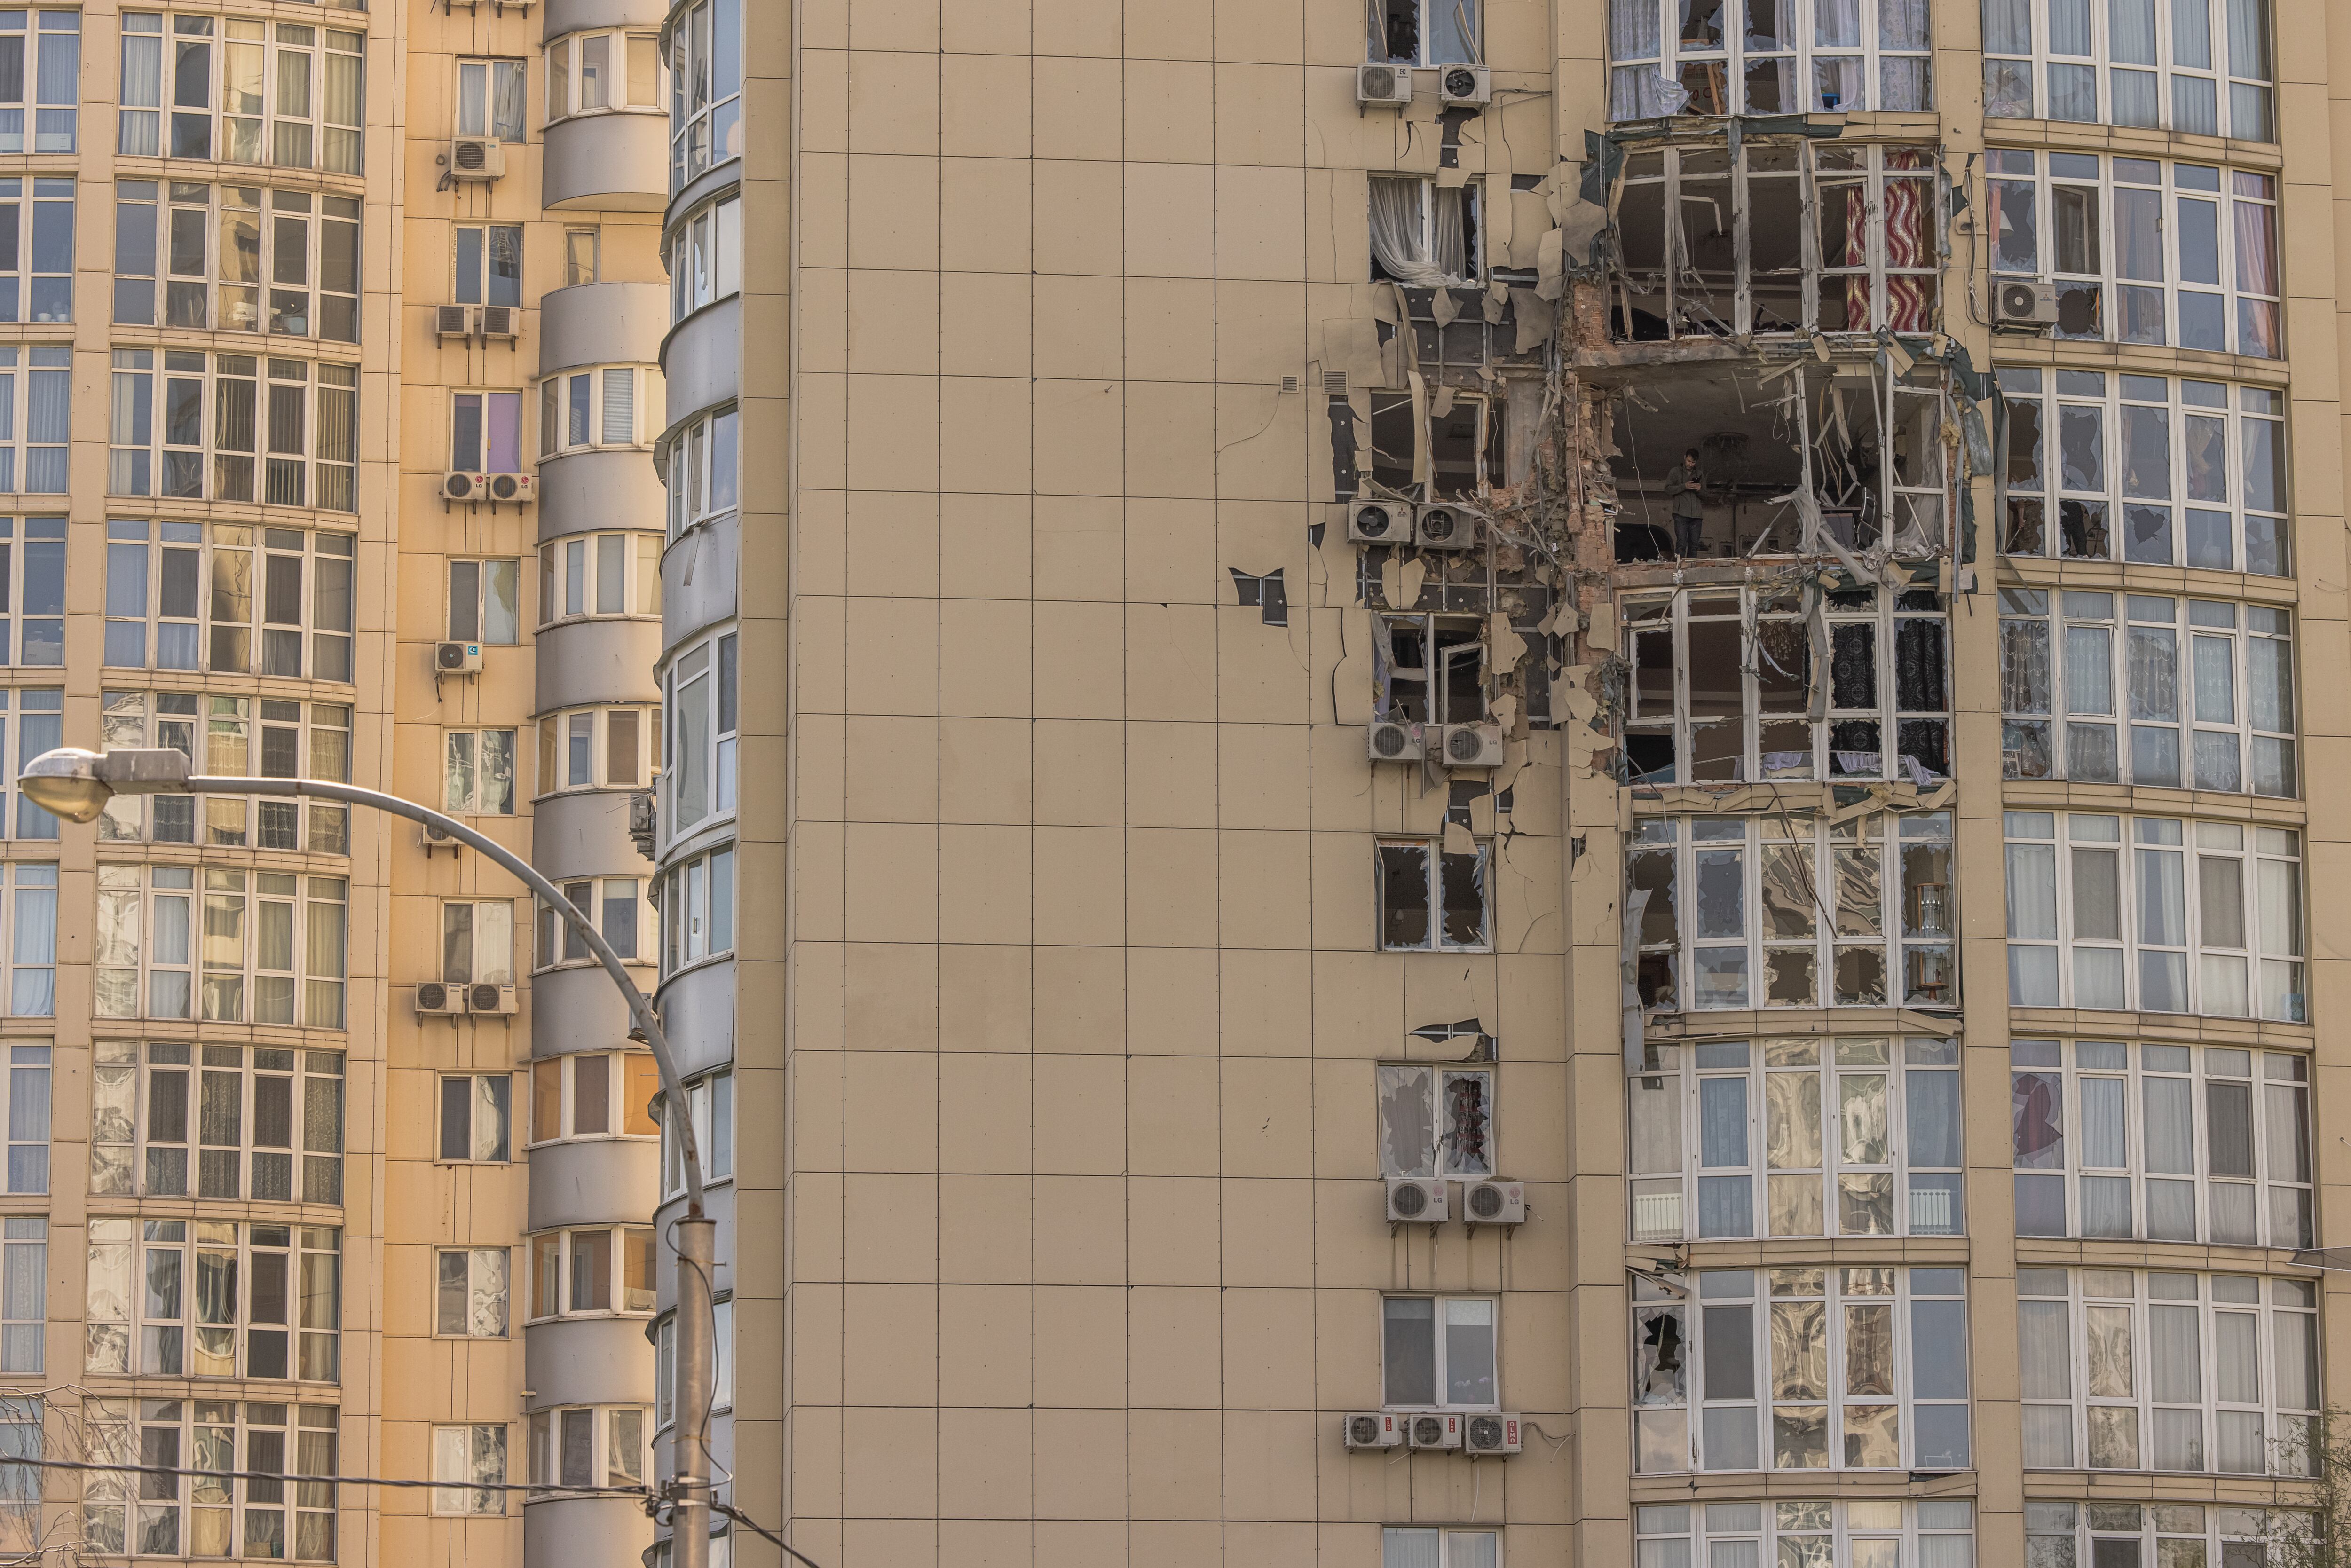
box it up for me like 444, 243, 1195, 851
1460, 1178, 1526, 1226
441, 470, 489, 503
1415, 504, 1475, 550
1437, 723, 1505, 770
486, 472, 536, 504
1387, 1176, 1449, 1223
1368, 720, 1426, 764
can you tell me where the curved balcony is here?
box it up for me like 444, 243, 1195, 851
660, 512, 738, 651
535, 619, 662, 712
659, 292, 739, 420
528, 1137, 662, 1233
543, 111, 668, 211
524, 1314, 656, 1408
526, 1497, 652, 1568
542, 281, 669, 376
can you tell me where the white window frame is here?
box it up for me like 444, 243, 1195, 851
535, 877, 651, 968
117, 14, 362, 172
527, 1225, 657, 1322
1996, 367, 2288, 573
0, 348, 71, 493
453, 222, 521, 308
83, 1397, 339, 1561
1629, 812, 1957, 1011
669, 193, 739, 322
659, 843, 736, 975
0, 516, 64, 664
2016, 1267, 2319, 1474
1980, 0, 2274, 140
0, 10, 79, 155
2026, 1502, 2301, 1567
1636, 1500, 1977, 1568
536, 706, 654, 797
450, 387, 525, 475
654, 1297, 736, 1429
2010, 1039, 2310, 1250
537, 364, 655, 457
434, 1247, 510, 1337
95, 695, 351, 851
532, 1050, 662, 1146
0, 176, 72, 323
106, 351, 360, 510
89, 1040, 344, 1203
2003, 811, 2302, 1020
527, 1404, 648, 1491
544, 29, 664, 122
439, 899, 515, 986
1365, 0, 1479, 63
660, 1067, 733, 1197
0, 1043, 45, 1195
84, 1217, 341, 1381
539, 532, 662, 627
665, 629, 737, 837
1367, 174, 1483, 285
100, 523, 359, 681
1627, 1036, 1964, 1243
1997, 587, 2295, 795
1376, 835, 1492, 953
667, 0, 741, 188
1986, 150, 2279, 359
0, 1218, 41, 1371
110, 182, 361, 340
89, 863, 349, 1027
562, 226, 599, 286
0, 688, 63, 840
431, 1424, 508, 1516
0, 860, 53, 1016
1606, 0, 1933, 119
1632, 1265, 1970, 1473
1622, 585, 1952, 786
437, 1073, 512, 1163
446, 557, 520, 646
443, 731, 519, 817
1381, 1528, 1503, 1568
1381, 1294, 1499, 1411
455, 57, 526, 142
664, 405, 738, 539
1374, 1063, 1495, 1179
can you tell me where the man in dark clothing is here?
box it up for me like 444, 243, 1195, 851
1670, 448, 1708, 558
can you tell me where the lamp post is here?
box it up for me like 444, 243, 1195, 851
21, 746, 718, 1568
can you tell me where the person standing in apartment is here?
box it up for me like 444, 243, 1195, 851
1670, 448, 1708, 557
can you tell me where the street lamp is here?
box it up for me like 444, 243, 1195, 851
23, 747, 719, 1568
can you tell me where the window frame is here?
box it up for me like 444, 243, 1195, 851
1380, 1529, 1504, 1568
101, 523, 358, 679
1628, 812, 1957, 1012
531, 1050, 662, 1146
1997, 587, 2296, 796
538, 531, 662, 627
454, 57, 527, 142
536, 363, 655, 457
0, 1218, 40, 1372
1606, 0, 1933, 119
667, 0, 741, 188
526, 1224, 658, 1323
437, 1073, 513, 1163
2002, 811, 2303, 1021
452, 222, 521, 309
526, 1403, 648, 1491
442, 731, 519, 817
2010, 1038, 2311, 1250
534, 876, 651, 968
1980, 0, 2275, 140
0, 689, 64, 841
110, 181, 361, 340
664, 628, 738, 837
0, 347, 73, 494
1374, 1062, 1496, 1180
0, 10, 80, 154
1635, 1500, 1978, 1568
0, 861, 54, 1017
430, 1424, 508, 1516
0, 176, 74, 324
446, 557, 521, 645
1626, 1035, 1964, 1243
1376, 835, 1492, 953
106, 351, 361, 511
450, 387, 525, 475
84, 1216, 342, 1382
2025, 1502, 2299, 1568
2015, 1266, 2319, 1474
93, 694, 353, 851
669, 192, 740, 321
89, 1040, 344, 1203
535, 706, 655, 798
116, 14, 363, 172
433, 1246, 510, 1338
659, 1066, 733, 1197
664, 405, 738, 539
82, 1396, 339, 1561
1367, 173, 1484, 285
544, 28, 664, 122
658, 843, 737, 976
1381, 1293, 1500, 1411
437, 898, 515, 986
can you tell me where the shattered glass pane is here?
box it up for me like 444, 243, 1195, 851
1834, 946, 1887, 1005
1634, 1304, 1686, 1404
1438, 847, 1487, 948
1755, 620, 1808, 711
1839, 1074, 1889, 1163
1687, 619, 1740, 717
1759, 845, 1815, 938
1376, 1064, 1436, 1179
1695, 849, 1744, 938
1765, 949, 1816, 1005
1830, 623, 1877, 709
1438, 1071, 1492, 1176
1632, 850, 1678, 946
1379, 844, 1431, 949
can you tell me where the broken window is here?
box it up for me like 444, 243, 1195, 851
1987, 150, 2278, 357
1377, 1063, 1496, 1178
1369, 175, 1480, 286
434, 1247, 509, 1337
2014, 1268, 2315, 1474
1996, 367, 2286, 574
1628, 1036, 1962, 1244
2010, 1038, 2310, 1249
1633, 1265, 1969, 1473
1620, 586, 1949, 785
1367, 0, 1479, 64
1628, 812, 1954, 1012
1363, 389, 1507, 501
431, 1423, 507, 1515
2004, 812, 2302, 1020
1998, 589, 2293, 794
1607, 0, 1932, 118
1981, 0, 2274, 140
1612, 142, 1939, 340
1382, 1296, 1498, 1409
1378, 836, 1490, 951
1374, 615, 1491, 726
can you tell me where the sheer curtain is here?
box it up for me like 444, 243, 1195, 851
1369, 178, 1447, 286
8, 873, 52, 1017
1430, 187, 1468, 279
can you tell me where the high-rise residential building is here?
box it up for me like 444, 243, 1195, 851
3, 0, 2343, 1564
653, 0, 2345, 1566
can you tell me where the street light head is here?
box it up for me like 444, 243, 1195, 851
18, 747, 110, 823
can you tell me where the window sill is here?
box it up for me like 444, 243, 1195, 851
537, 612, 663, 633
546, 107, 667, 129
1631, 1468, 1977, 1501
1994, 554, 2297, 602
1641, 1005, 1959, 1040
1982, 327, 2290, 383
532, 958, 654, 977
529, 1133, 660, 1151
525, 1311, 655, 1327
1628, 779, 1955, 816
1982, 115, 2283, 169
2014, 1234, 2321, 1272
103, 152, 371, 193
538, 441, 657, 463
656, 950, 737, 986
1654, 1234, 1970, 1267
2005, 1004, 2312, 1048
1997, 778, 2304, 824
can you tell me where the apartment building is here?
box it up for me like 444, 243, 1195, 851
0, 0, 677, 1559
634, 0, 2351, 1564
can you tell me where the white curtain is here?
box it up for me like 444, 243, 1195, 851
1612, 66, 1692, 118
494, 60, 528, 141
1369, 178, 1448, 286
1877, 0, 1928, 47
2148, 1304, 2202, 1403
2017, 1300, 2071, 1399
1431, 187, 1468, 280
1384, 1530, 1442, 1568
2078, 1077, 2126, 1166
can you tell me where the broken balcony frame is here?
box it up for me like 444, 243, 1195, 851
1629, 811, 1957, 1013
1605, 0, 1935, 119
1367, 387, 1507, 500
1609, 139, 1943, 340
1374, 613, 1491, 727
1620, 582, 1950, 786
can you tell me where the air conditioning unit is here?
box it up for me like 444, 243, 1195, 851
434, 305, 471, 339
486, 472, 536, 504
475, 305, 518, 340
1387, 1176, 1449, 1223
1368, 719, 1425, 763
442, 470, 489, 503
1342, 1411, 1403, 1450
1460, 1179, 1526, 1226
1348, 500, 1411, 545
448, 137, 505, 181
1405, 1412, 1463, 1450
467, 982, 518, 1016
1463, 1412, 1522, 1455
435, 640, 484, 675
1993, 278, 2059, 331
1356, 62, 1415, 108
418, 819, 460, 851
1416, 504, 1475, 550
629, 791, 658, 861
1437, 723, 1505, 770
415, 981, 466, 1016
1438, 65, 1492, 106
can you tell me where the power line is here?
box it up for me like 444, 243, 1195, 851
711, 1502, 826, 1568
